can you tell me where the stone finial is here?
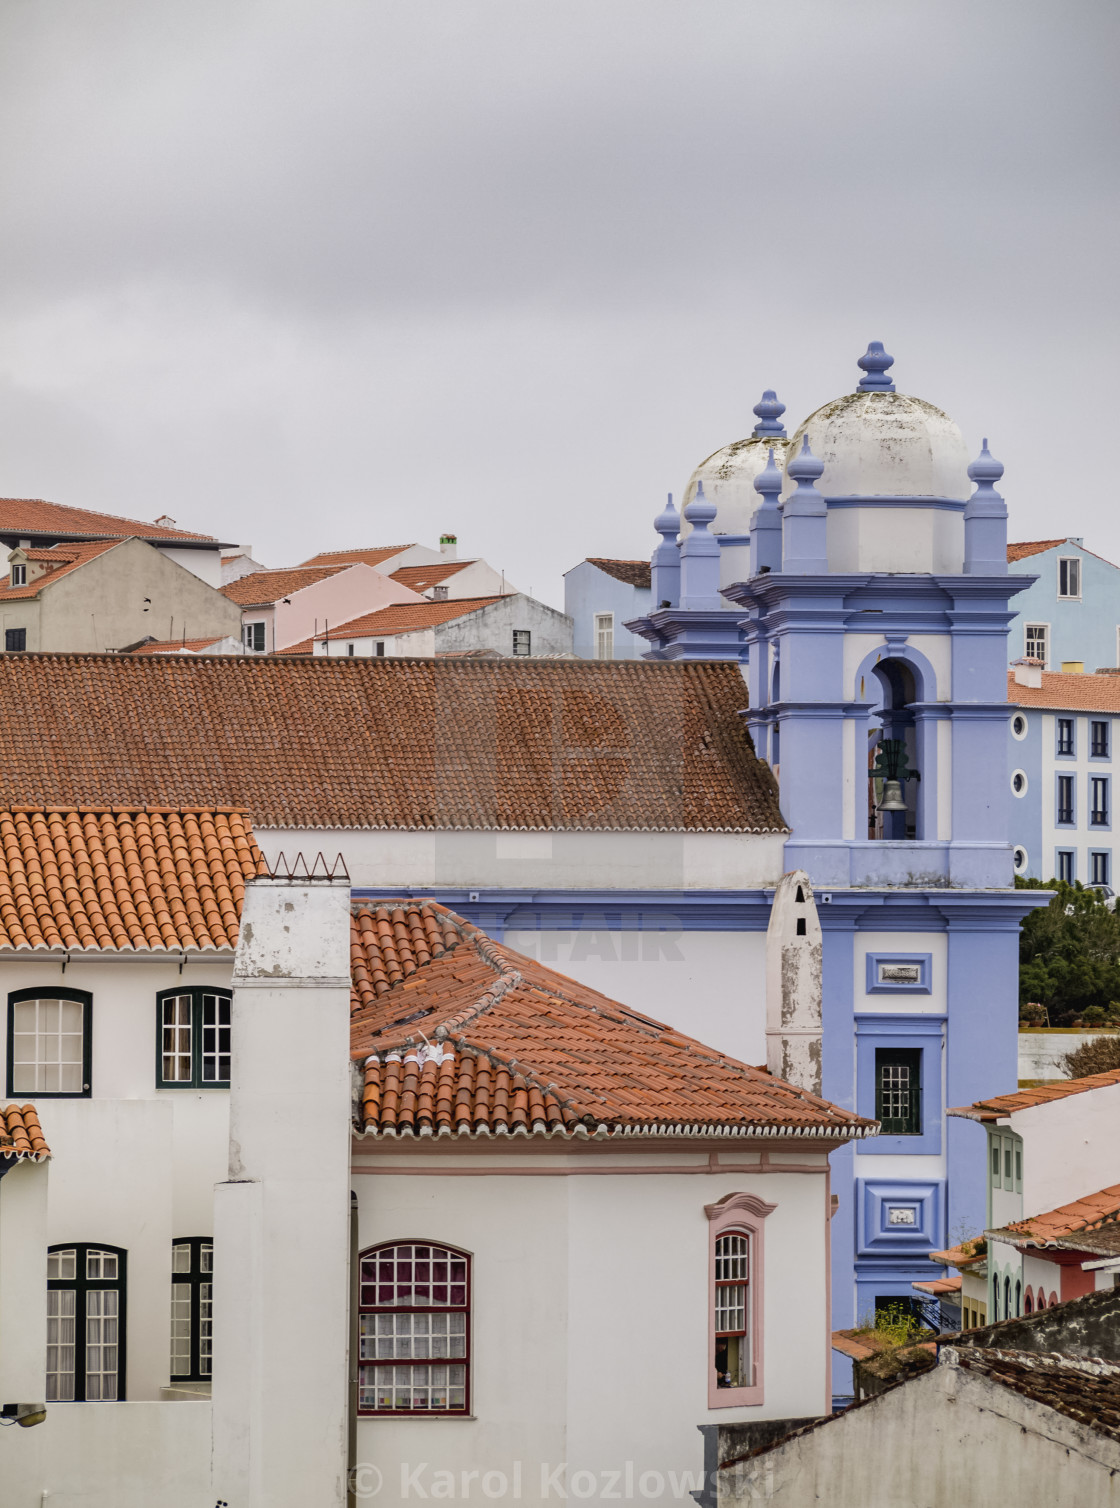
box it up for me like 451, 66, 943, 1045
751, 389, 787, 439
781, 436, 828, 574
650, 493, 681, 609
856, 341, 896, 393
967, 437, 1005, 492
679, 481, 723, 609
750, 446, 784, 576
963, 437, 1008, 575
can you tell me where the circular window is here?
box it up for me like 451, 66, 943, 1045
1013, 847, 1028, 873
1011, 770, 1028, 796
1012, 715, 1027, 740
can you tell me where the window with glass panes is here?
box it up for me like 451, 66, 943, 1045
170, 1238, 213, 1381
7, 989, 91, 1097
358, 1242, 470, 1415
157, 989, 231, 1088
875, 1048, 922, 1135
47, 1244, 125, 1401
1092, 721, 1110, 758
594, 613, 614, 660
714, 1232, 750, 1389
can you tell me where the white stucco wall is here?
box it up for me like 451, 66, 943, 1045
1018, 1029, 1117, 1082
1015, 1079, 1120, 1215
258, 828, 786, 891
271, 564, 425, 650
352, 1145, 833, 1501
0, 1158, 48, 1403
157, 544, 223, 587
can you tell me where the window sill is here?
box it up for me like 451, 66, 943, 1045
707, 1386, 764, 1410
358, 1413, 476, 1421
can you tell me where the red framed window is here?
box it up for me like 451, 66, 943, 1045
358, 1241, 470, 1416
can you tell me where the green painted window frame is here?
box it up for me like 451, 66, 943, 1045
6, 987, 92, 1098
170, 1237, 214, 1383
47, 1243, 127, 1402
155, 988, 232, 1090
874, 1047, 922, 1136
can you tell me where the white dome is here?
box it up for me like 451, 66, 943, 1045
781, 389, 971, 501
683, 434, 791, 536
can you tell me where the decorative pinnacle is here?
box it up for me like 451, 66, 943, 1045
967, 437, 1004, 489
683, 478, 717, 526
751, 389, 787, 439
856, 341, 896, 392
654, 492, 679, 536
786, 433, 825, 484
753, 446, 783, 499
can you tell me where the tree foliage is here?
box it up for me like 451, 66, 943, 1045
1016, 877, 1120, 1026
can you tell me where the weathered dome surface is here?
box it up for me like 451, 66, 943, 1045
683, 435, 791, 536
781, 390, 971, 501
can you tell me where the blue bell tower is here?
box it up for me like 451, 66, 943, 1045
645, 346, 1048, 1359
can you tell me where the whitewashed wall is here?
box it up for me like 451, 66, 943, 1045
352, 1146, 833, 1501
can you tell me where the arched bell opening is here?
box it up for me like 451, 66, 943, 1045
867, 658, 920, 842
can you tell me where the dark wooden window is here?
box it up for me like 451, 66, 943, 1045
243, 621, 266, 652
1057, 775, 1074, 824
5, 627, 26, 651
875, 1048, 921, 1135
1092, 721, 1110, 758
156, 989, 231, 1088
1092, 851, 1110, 886
1057, 719, 1074, 756
7, 988, 92, 1097
1091, 777, 1109, 826
170, 1238, 213, 1382
47, 1244, 126, 1401
358, 1241, 470, 1416
1058, 850, 1074, 883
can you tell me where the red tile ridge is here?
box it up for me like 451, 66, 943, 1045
949, 1068, 1120, 1121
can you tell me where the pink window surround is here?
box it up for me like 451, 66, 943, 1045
705, 1192, 776, 1409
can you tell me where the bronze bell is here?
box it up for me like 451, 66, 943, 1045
877, 778, 908, 812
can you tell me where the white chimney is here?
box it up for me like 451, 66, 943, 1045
439, 533, 458, 560
1011, 658, 1043, 689
765, 870, 823, 1095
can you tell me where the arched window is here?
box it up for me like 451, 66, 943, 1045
1003, 1276, 1011, 1320
357, 1241, 470, 1415
1024, 1289, 1034, 1315
706, 1191, 774, 1407
1014, 1279, 1022, 1317
47, 1244, 126, 1401
1049, 1291, 1059, 1309
171, 1238, 213, 1383
1037, 1288, 1046, 1311
714, 1233, 751, 1390
867, 659, 920, 843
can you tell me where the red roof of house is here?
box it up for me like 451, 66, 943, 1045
0, 539, 121, 600
586, 558, 652, 589
389, 561, 474, 593
282, 597, 504, 654
989, 1184, 1120, 1249
300, 546, 415, 569
1, 1103, 48, 1160
0, 654, 784, 833
0, 807, 262, 952
219, 565, 349, 606
1008, 670, 1120, 713
948, 1068, 1120, 1122
351, 900, 873, 1140
1007, 539, 1069, 563
0, 498, 217, 544
929, 1239, 986, 1271
912, 1275, 962, 1296
126, 637, 236, 655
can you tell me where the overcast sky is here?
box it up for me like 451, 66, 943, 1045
0, 0, 1116, 607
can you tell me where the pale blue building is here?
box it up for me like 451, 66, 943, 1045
1008, 538, 1120, 672
563, 557, 651, 659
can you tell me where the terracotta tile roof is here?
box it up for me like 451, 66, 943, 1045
0, 539, 121, 600
125, 637, 236, 655
0, 808, 262, 952
352, 900, 872, 1140
948, 1068, 1120, 1122
912, 1275, 962, 1296
282, 597, 505, 654
1008, 670, 1120, 713
1007, 539, 1068, 563
929, 1238, 986, 1271
389, 561, 474, 592
219, 565, 348, 606
953, 1349, 1120, 1443
0, 1103, 49, 1160
989, 1183, 1120, 1249
0, 498, 218, 544
301, 546, 415, 569
0, 655, 782, 832
586, 558, 652, 589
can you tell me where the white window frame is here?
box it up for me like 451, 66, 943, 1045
1058, 556, 1082, 601
243, 621, 267, 653
10, 563, 26, 587
512, 630, 531, 657
1024, 622, 1049, 667
9, 992, 90, 1096
594, 612, 614, 661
